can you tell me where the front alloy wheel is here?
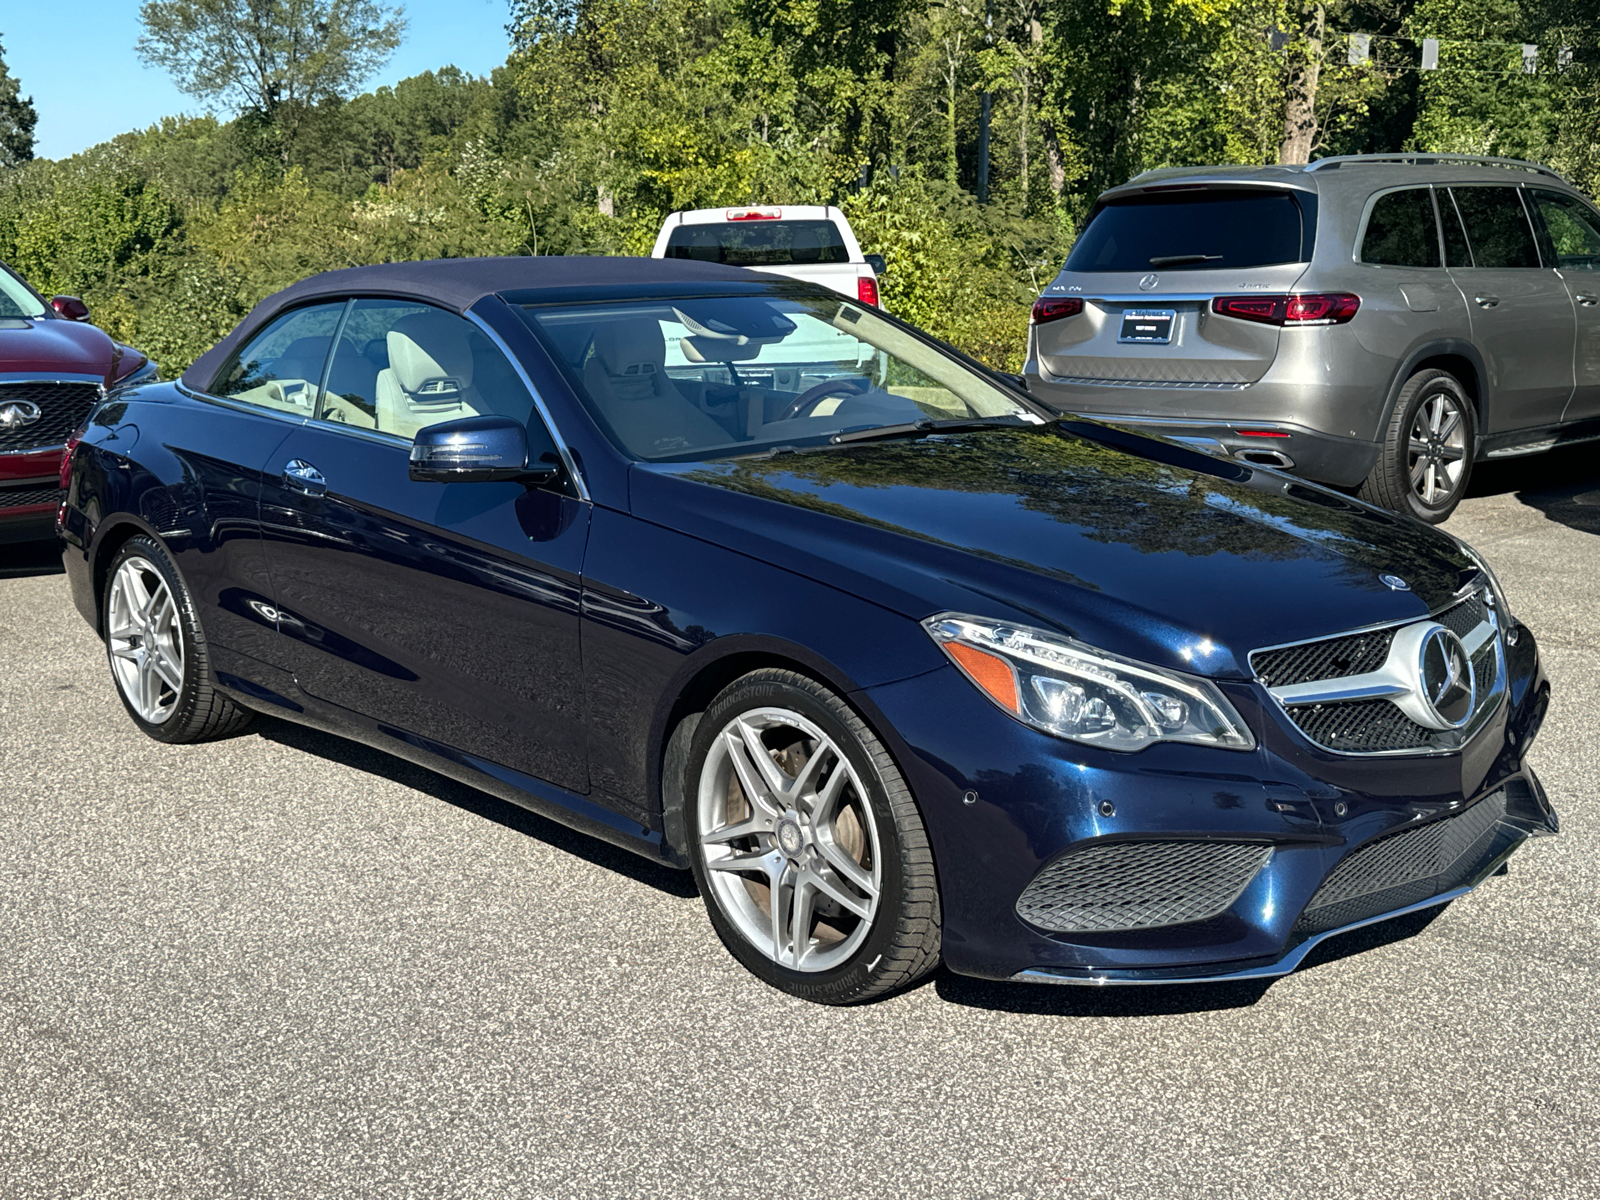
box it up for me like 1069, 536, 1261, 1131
686, 670, 940, 1004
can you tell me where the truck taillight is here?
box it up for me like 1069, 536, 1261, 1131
1030, 296, 1083, 324
858, 275, 881, 307
726, 207, 781, 221
1212, 293, 1361, 326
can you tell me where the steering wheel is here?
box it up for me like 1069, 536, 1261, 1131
779, 376, 871, 421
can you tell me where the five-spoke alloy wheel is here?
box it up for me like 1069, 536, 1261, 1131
685, 670, 940, 1004
101, 535, 254, 743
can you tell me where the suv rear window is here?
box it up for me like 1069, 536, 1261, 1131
664, 220, 851, 266
1361, 188, 1441, 267
1065, 190, 1310, 273
1449, 187, 1541, 268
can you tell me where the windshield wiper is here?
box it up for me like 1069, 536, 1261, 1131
829, 416, 1036, 445
1148, 253, 1223, 267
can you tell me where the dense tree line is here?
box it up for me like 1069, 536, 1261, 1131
1, 0, 1598, 374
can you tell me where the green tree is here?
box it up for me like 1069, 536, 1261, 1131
0, 34, 38, 166
136, 0, 407, 161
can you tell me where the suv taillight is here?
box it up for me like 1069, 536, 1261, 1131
858, 275, 881, 307
1212, 293, 1361, 326
1031, 297, 1084, 324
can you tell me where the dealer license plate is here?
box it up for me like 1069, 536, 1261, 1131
1119, 309, 1176, 344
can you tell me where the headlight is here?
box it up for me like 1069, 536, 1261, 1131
1452, 537, 1514, 624
924, 614, 1256, 752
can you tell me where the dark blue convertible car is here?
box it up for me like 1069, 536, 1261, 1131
58, 257, 1557, 1003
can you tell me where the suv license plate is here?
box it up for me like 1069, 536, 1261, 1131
1119, 309, 1176, 344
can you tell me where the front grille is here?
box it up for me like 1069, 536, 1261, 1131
1253, 629, 1394, 688
1253, 587, 1503, 756
1016, 840, 1273, 933
1295, 791, 1509, 934
0, 381, 101, 453
0, 484, 63, 511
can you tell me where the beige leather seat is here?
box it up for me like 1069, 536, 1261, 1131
582, 319, 730, 456
376, 312, 481, 438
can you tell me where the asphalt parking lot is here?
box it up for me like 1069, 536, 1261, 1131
2, 450, 1597, 1200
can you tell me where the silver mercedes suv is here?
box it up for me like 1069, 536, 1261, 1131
1025, 153, 1600, 522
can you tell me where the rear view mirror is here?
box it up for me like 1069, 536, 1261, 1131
864, 254, 887, 275
409, 416, 558, 485
51, 295, 92, 321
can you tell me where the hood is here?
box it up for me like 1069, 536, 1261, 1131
0, 317, 118, 382
631, 424, 1477, 679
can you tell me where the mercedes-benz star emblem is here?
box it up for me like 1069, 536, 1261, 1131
776, 817, 804, 858
0, 400, 43, 430
1138, 273, 1159, 291
1379, 573, 1410, 591
1418, 626, 1475, 728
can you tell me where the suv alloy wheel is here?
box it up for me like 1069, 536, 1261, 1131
1360, 368, 1477, 523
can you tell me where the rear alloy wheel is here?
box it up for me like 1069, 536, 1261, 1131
102, 535, 254, 743
1360, 368, 1476, 523
685, 670, 940, 1004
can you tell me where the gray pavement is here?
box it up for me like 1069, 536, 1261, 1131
2, 450, 1598, 1200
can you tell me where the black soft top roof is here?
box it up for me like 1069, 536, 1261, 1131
181, 255, 766, 391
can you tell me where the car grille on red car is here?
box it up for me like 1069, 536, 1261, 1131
1294, 790, 1510, 935
1016, 840, 1274, 933
0, 483, 63, 509
0, 381, 102, 454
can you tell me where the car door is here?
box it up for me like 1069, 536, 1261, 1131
1527, 188, 1600, 424
164, 301, 345, 677
1443, 185, 1575, 433
256, 297, 592, 793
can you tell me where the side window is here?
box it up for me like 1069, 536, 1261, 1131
1361, 188, 1441, 267
1531, 190, 1600, 272
1449, 186, 1541, 268
1440, 191, 1473, 267
212, 303, 345, 413
312, 299, 558, 457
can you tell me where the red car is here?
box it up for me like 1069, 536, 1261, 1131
1, 261, 156, 545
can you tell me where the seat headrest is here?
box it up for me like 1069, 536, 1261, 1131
589, 319, 667, 379
387, 313, 475, 394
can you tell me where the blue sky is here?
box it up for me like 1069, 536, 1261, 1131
2, 0, 515, 161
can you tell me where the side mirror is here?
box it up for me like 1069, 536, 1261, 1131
51, 295, 92, 322
863, 254, 887, 276
409, 415, 558, 485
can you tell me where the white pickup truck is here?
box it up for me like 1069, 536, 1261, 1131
649, 206, 885, 307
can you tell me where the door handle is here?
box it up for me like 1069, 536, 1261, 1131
1577, 293, 1599, 307
1474, 294, 1500, 308
282, 459, 326, 496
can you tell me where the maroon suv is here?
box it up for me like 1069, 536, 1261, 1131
1, 261, 157, 544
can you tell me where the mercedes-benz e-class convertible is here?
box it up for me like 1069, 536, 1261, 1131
59, 257, 1557, 1004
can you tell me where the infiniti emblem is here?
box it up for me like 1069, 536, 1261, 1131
1379, 573, 1410, 591
0, 400, 42, 430
1138, 273, 1159, 291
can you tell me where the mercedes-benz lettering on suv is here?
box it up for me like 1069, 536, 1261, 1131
1026, 153, 1600, 523
60, 257, 1555, 1005
2, 261, 157, 543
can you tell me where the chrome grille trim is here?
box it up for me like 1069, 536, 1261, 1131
1250, 584, 1507, 757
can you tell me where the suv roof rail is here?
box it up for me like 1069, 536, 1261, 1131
1302, 153, 1571, 183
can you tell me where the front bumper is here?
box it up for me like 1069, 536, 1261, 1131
858, 619, 1554, 983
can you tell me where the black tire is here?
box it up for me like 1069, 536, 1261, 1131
684, 669, 941, 1004
1360, 369, 1477, 523
101, 535, 255, 743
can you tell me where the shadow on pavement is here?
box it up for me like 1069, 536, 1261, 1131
930, 903, 1447, 1016
0, 538, 63, 578
252, 715, 700, 899
1467, 443, 1600, 535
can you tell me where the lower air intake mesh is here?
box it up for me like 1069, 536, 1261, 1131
0, 485, 62, 511
1016, 840, 1273, 933
1295, 791, 1509, 935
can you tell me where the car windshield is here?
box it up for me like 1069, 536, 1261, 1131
662, 221, 851, 266
521, 294, 1040, 462
1065, 190, 1309, 273
0, 265, 48, 319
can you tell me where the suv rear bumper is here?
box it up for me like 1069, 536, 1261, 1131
1040, 410, 1381, 489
